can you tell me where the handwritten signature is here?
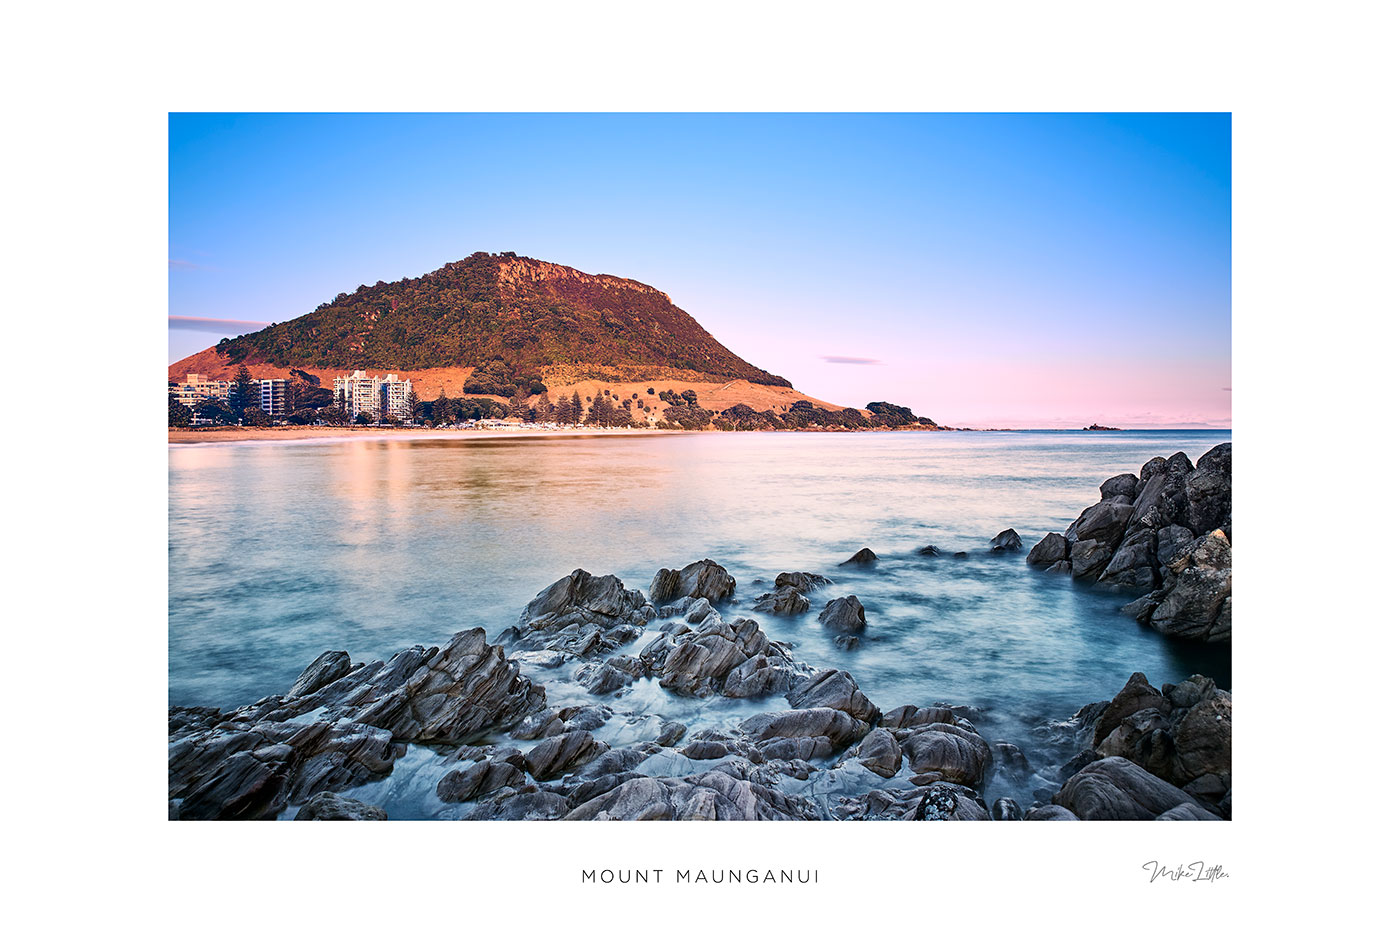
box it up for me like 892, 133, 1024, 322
1142, 861, 1229, 882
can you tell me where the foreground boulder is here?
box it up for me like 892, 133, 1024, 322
740, 707, 871, 757
169, 628, 546, 819
294, 792, 387, 821
834, 783, 991, 821
753, 587, 810, 615
1053, 757, 1215, 820
563, 766, 820, 821
1124, 529, 1232, 643
896, 721, 992, 787
1026, 532, 1068, 566
650, 559, 736, 606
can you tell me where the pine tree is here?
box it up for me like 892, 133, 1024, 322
570, 390, 584, 425
229, 365, 255, 415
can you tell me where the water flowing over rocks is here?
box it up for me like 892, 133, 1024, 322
1028, 443, 1232, 643
638, 601, 808, 698
649, 558, 736, 606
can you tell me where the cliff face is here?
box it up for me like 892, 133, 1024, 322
170, 252, 791, 388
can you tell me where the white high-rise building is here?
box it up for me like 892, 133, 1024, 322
333, 371, 413, 420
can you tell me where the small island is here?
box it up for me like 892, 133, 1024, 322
1083, 423, 1122, 431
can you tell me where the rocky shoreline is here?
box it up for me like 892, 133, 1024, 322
170, 445, 1231, 821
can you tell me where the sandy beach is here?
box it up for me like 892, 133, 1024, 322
168, 425, 660, 445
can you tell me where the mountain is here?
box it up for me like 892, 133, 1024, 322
173, 251, 790, 389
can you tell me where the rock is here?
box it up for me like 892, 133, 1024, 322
576, 657, 643, 695
992, 742, 1031, 778
1024, 804, 1079, 821
1184, 465, 1232, 537
739, 707, 871, 752
818, 595, 867, 635
523, 731, 608, 782
1096, 708, 1175, 780
294, 792, 387, 821
563, 769, 819, 821
834, 635, 860, 651
918, 545, 941, 556
642, 611, 805, 698
1070, 538, 1116, 580
1163, 674, 1217, 710
463, 787, 572, 821
1147, 530, 1231, 642
436, 760, 526, 803
1057, 748, 1098, 783
992, 798, 1024, 820
774, 571, 833, 593
1196, 442, 1231, 475
898, 722, 992, 787
881, 705, 957, 729
655, 721, 687, 747
1065, 498, 1135, 551
1156, 802, 1223, 821
1045, 560, 1072, 574
1093, 672, 1171, 746
1097, 527, 1159, 589
1140, 456, 1168, 482
1053, 756, 1198, 820
785, 669, 881, 724
1100, 473, 1140, 500
1155, 525, 1197, 570
834, 784, 989, 821
286, 651, 352, 699
1026, 532, 1068, 566
753, 586, 810, 615
1170, 690, 1232, 785
509, 569, 655, 657
853, 728, 903, 777
650, 559, 736, 606
756, 735, 836, 761
952, 551, 968, 559
989, 529, 1023, 552
841, 547, 879, 565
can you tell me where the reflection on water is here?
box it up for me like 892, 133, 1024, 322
170, 430, 1230, 808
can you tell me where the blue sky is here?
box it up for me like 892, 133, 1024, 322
170, 113, 1230, 427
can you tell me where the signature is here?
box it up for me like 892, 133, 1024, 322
1142, 861, 1229, 882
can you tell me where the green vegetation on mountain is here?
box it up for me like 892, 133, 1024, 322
213, 251, 791, 386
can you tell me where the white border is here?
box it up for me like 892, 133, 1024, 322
9, 1, 1392, 927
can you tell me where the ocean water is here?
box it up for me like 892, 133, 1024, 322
169, 429, 1230, 816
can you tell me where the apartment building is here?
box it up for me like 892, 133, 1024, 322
169, 373, 231, 408
333, 370, 413, 420
258, 379, 289, 417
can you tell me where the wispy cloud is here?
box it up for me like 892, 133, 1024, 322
169, 315, 270, 334
821, 355, 882, 365
1222, 387, 1232, 392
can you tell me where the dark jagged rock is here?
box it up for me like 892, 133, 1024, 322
774, 571, 834, 593
952, 551, 968, 559
740, 707, 871, 753
170, 628, 544, 819
818, 595, 867, 636
989, 529, 1023, 552
851, 728, 903, 777
1138, 530, 1232, 642
1100, 473, 1140, 500
575, 656, 644, 695
993, 742, 1031, 778
506, 569, 655, 657
785, 669, 881, 724
563, 768, 820, 821
523, 731, 608, 782
753, 586, 810, 615
655, 721, 687, 747
841, 547, 879, 566
1025, 804, 1079, 821
650, 558, 736, 606
881, 705, 957, 730
1026, 532, 1068, 566
896, 721, 993, 787
294, 792, 387, 821
833, 783, 990, 821
992, 797, 1024, 821
462, 786, 572, 821
639, 604, 807, 698
1097, 527, 1158, 589
1053, 756, 1201, 820
1092, 672, 1171, 746
918, 545, 942, 556
436, 760, 527, 803
286, 650, 352, 699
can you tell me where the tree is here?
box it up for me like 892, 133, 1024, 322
229, 365, 255, 414
431, 390, 451, 425
404, 389, 420, 425
569, 390, 584, 425
242, 405, 271, 427
355, 411, 374, 425
194, 397, 237, 425
168, 395, 192, 428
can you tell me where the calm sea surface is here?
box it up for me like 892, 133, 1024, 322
169, 429, 1230, 814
